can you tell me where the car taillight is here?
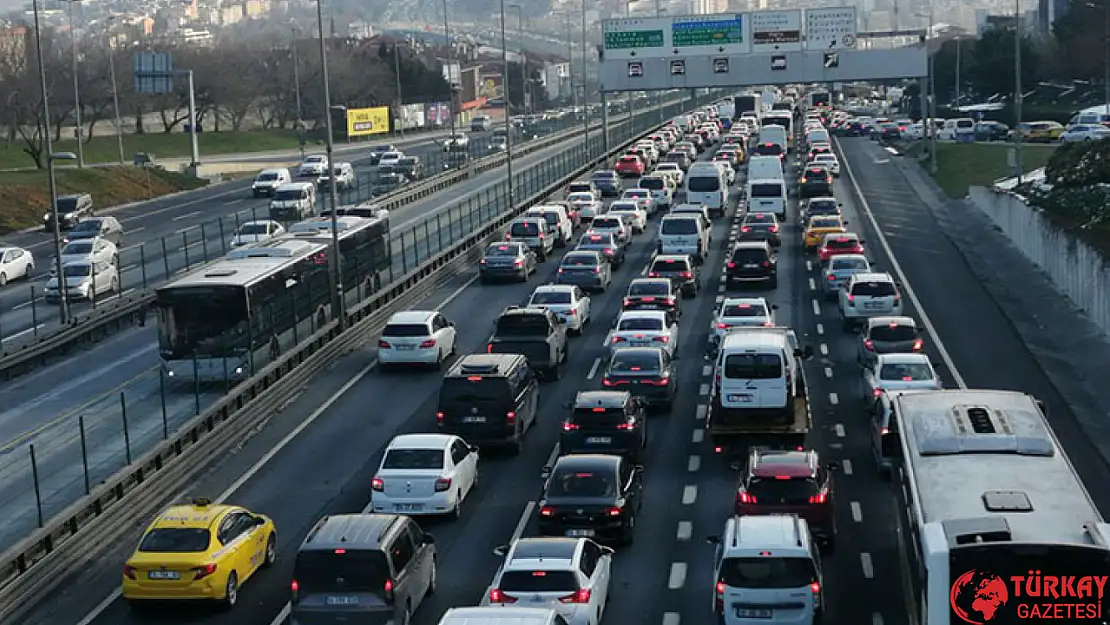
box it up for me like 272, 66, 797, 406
372, 477, 384, 491
606, 506, 623, 517
913, 338, 923, 351
737, 491, 757, 504
558, 268, 565, 274
562, 421, 580, 431
514, 259, 523, 266
487, 344, 494, 353
123, 564, 137, 580
419, 338, 436, 348
769, 226, 779, 233
761, 261, 771, 268
435, 411, 444, 424
479, 258, 486, 265
863, 339, 874, 351
193, 563, 217, 580
506, 411, 516, 424
593, 267, 601, 274
653, 336, 670, 343
623, 298, 633, 306
378, 340, 391, 349
560, 589, 592, 604
741, 226, 751, 233
846, 294, 855, 304
727, 262, 735, 268
435, 477, 452, 492
489, 588, 518, 604
540, 506, 555, 516
567, 308, 577, 316
809, 490, 829, 504
715, 581, 726, 613
811, 582, 821, 595
605, 248, 615, 255
384, 578, 395, 602
873, 387, 883, 398
800, 178, 808, 183
881, 427, 890, 435
612, 336, 627, 343
827, 273, 836, 281
643, 376, 670, 386
291, 579, 300, 597
505, 233, 511, 240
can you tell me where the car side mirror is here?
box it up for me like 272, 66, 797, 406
423, 533, 436, 545
706, 535, 722, 545
541, 466, 552, 479
838, 203, 844, 207
601, 546, 616, 555
770, 304, 779, 310
469, 444, 479, 453
826, 461, 841, 471
493, 544, 509, 557
796, 345, 814, 359
841, 220, 848, 225
634, 464, 645, 473
859, 240, 866, 245
255, 516, 267, 526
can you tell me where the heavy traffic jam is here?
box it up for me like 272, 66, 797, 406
110, 87, 1110, 625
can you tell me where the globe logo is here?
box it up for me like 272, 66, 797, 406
950, 570, 1010, 624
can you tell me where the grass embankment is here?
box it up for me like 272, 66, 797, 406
929, 142, 1057, 198
0, 167, 208, 234
0, 129, 308, 170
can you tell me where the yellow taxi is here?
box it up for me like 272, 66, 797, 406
803, 215, 848, 250
1017, 121, 1065, 143
122, 499, 276, 608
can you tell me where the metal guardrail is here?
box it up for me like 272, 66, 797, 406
0, 92, 723, 622
0, 102, 678, 382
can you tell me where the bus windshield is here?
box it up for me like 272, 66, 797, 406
156, 286, 249, 358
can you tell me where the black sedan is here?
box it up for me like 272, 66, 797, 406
575, 232, 626, 269
538, 454, 643, 544
602, 347, 677, 411
739, 213, 782, 247
367, 145, 397, 165
590, 171, 623, 198
622, 278, 681, 316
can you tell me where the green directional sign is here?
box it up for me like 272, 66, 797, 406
604, 29, 665, 50
672, 17, 744, 48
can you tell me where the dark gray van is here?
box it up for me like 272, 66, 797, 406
436, 354, 539, 454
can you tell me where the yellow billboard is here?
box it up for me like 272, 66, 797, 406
346, 106, 390, 137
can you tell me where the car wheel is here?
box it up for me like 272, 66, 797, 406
400, 605, 412, 625
449, 491, 463, 521
110, 277, 119, 292
221, 571, 239, 609
263, 533, 277, 568
427, 559, 438, 595
24, 263, 33, 278
0, 272, 6, 287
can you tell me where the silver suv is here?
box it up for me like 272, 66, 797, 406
838, 272, 903, 331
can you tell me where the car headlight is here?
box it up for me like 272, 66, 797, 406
64, 212, 77, 220
43, 212, 51, 221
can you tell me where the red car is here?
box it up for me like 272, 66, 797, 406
735, 448, 839, 551
615, 155, 645, 177
817, 232, 865, 264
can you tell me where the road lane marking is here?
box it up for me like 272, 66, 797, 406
663, 613, 681, 625
819, 343, 828, 356
806, 260, 812, 271
829, 392, 839, 405
698, 383, 709, 396
172, 210, 202, 222
701, 364, 711, 376
873, 613, 884, 625
546, 444, 560, 468
676, 521, 693, 541
687, 455, 700, 472
12, 297, 40, 310
510, 501, 537, 543
586, 357, 601, 379
811, 299, 821, 315
851, 501, 863, 522
816, 322, 824, 335
692, 429, 704, 443
808, 277, 816, 291
0, 323, 44, 343
682, 485, 697, 504
842, 459, 853, 475
668, 563, 687, 589
824, 367, 833, 378
861, 552, 874, 579
835, 423, 846, 437
695, 404, 707, 420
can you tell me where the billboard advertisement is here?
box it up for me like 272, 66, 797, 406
425, 102, 450, 126
400, 103, 426, 130
346, 106, 389, 136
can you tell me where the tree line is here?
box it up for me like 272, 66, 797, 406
0, 35, 452, 168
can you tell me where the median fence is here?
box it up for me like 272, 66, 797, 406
0, 90, 723, 621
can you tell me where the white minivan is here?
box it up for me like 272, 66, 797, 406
685, 162, 729, 218
938, 117, 975, 141
658, 214, 710, 263
711, 327, 808, 419
745, 178, 787, 220
269, 182, 317, 222
746, 155, 784, 182
758, 124, 788, 153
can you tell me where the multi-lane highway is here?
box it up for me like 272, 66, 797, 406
0, 101, 687, 554
14, 114, 1110, 625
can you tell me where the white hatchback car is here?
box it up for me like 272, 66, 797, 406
606, 201, 647, 233
839, 272, 903, 331
527, 284, 592, 335
860, 352, 942, 402
606, 309, 679, 359
714, 297, 776, 341
57, 238, 117, 270
485, 537, 613, 625
0, 245, 34, 286
369, 433, 479, 519
378, 310, 458, 370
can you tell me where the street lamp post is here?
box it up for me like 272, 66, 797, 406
291, 26, 303, 122
394, 43, 405, 138
314, 0, 343, 326
500, 0, 515, 208
104, 17, 126, 164
581, 0, 589, 157
510, 7, 525, 115
1085, 1, 1109, 116
954, 36, 961, 108
917, 8, 937, 174
442, 0, 457, 138
1014, 0, 1024, 184
66, 2, 84, 168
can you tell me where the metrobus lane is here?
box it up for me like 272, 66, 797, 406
48, 167, 722, 625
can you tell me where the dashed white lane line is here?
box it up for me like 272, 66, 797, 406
719, 274, 726, 284
808, 277, 816, 291
701, 364, 712, 376
806, 260, 813, 271
586, 357, 601, 380
872, 612, 884, 625
676, 522, 693, 541
714, 295, 724, 304
811, 299, 821, 315
816, 322, 824, 335
842, 459, 854, 475
668, 563, 688, 589
829, 392, 839, 405
692, 429, 704, 443
172, 210, 202, 222
819, 343, 829, 356
682, 485, 698, 504
824, 367, 833, 378
639, 264, 648, 276
0, 323, 44, 342
695, 404, 707, 420
511, 501, 537, 543
835, 423, 846, 438
663, 612, 681, 625
698, 383, 709, 396
687, 455, 701, 472
861, 552, 875, 579
851, 501, 863, 522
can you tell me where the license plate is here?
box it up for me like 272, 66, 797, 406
864, 302, 886, 310
395, 345, 415, 350
736, 608, 773, 619
743, 263, 758, 268
727, 394, 754, 402
396, 503, 425, 512
565, 529, 596, 537
147, 570, 179, 580
462, 416, 486, 423
586, 437, 612, 444
326, 596, 360, 606
630, 341, 650, 347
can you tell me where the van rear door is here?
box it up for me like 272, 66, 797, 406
719, 351, 786, 409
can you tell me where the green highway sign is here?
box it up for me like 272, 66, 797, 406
604, 30, 665, 50
672, 19, 744, 48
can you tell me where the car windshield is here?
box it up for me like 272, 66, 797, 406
851, 281, 896, 297
382, 323, 431, 337
547, 469, 617, 497
563, 254, 598, 267
138, 528, 210, 553
880, 363, 933, 381
62, 264, 91, 277
750, 184, 782, 198
530, 291, 572, 305
661, 218, 698, 235
610, 203, 639, 213
62, 242, 93, 254
381, 448, 445, 469
809, 218, 841, 229
723, 303, 767, 317
238, 223, 269, 235
718, 557, 818, 589
499, 570, 580, 592
618, 317, 663, 331
629, 281, 669, 296
610, 350, 662, 372
486, 244, 521, 257
273, 189, 304, 201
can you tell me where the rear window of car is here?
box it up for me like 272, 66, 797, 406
486, 244, 521, 257
382, 449, 445, 469
730, 247, 769, 264
569, 405, 628, 425
639, 178, 664, 190
650, 259, 689, 273
529, 212, 558, 225
294, 550, 390, 594
579, 234, 614, 246
723, 354, 782, 379
807, 200, 837, 213
723, 303, 767, 317
661, 218, 698, 235
568, 184, 592, 194
440, 377, 512, 405
851, 281, 896, 297
496, 315, 550, 335
829, 257, 867, 271
592, 217, 622, 229
499, 570, 580, 592
563, 254, 598, 266
718, 557, 818, 589
824, 237, 859, 250
879, 363, 933, 381
629, 281, 670, 296
139, 528, 210, 553
618, 317, 663, 331
547, 469, 618, 497
531, 291, 572, 305
746, 475, 819, 503
510, 222, 541, 236
809, 218, 840, 229
869, 325, 917, 341
750, 184, 783, 198
619, 156, 639, 163
382, 323, 430, 337
610, 350, 662, 372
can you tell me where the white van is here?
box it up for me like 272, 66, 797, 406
438, 607, 569, 625
658, 213, 710, 263
685, 162, 729, 217
251, 167, 292, 198
938, 117, 975, 141
746, 155, 784, 182
759, 124, 788, 153
745, 177, 787, 220
269, 182, 317, 222
711, 327, 805, 417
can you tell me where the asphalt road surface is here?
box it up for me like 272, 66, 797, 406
0, 104, 679, 554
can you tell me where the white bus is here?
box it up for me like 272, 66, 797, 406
889, 389, 1110, 625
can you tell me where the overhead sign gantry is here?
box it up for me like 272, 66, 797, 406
599, 7, 926, 92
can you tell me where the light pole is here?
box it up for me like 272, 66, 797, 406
441, 0, 457, 138
507, 4, 525, 116
500, 0, 515, 208
66, 1, 84, 168
581, 0, 590, 157
314, 0, 343, 326
104, 16, 126, 164
917, 8, 937, 174
1014, 0, 1024, 184
1085, 1, 1109, 116
954, 36, 961, 109
394, 43, 405, 138
291, 25, 303, 122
